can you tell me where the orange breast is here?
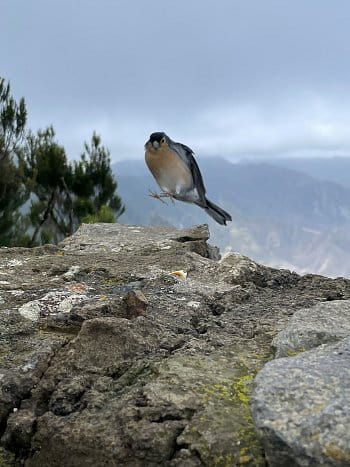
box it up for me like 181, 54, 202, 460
145, 146, 193, 194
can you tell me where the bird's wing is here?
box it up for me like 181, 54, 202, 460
170, 141, 207, 199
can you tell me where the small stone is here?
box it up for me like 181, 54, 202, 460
123, 290, 148, 318
18, 301, 41, 321
62, 265, 81, 281
57, 294, 88, 313
187, 301, 200, 309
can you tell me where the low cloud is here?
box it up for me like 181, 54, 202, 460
34, 93, 350, 162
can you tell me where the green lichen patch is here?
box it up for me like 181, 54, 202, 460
323, 442, 350, 462
190, 361, 266, 466
145, 347, 271, 466
101, 275, 133, 285
286, 347, 306, 356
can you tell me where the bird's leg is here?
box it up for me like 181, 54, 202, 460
148, 189, 176, 205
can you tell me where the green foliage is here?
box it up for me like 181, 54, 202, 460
82, 204, 116, 223
0, 78, 28, 246
25, 127, 74, 245
71, 132, 124, 222
0, 78, 27, 153
0, 76, 124, 247
24, 129, 124, 246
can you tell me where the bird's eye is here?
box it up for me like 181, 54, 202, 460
161, 137, 165, 144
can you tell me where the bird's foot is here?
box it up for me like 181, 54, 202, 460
148, 189, 175, 205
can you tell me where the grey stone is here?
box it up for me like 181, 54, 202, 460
1, 223, 350, 466
273, 300, 350, 358
252, 337, 350, 466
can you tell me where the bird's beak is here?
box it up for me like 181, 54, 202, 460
152, 141, 160, 149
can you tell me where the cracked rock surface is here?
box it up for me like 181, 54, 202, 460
1, 223, 350, 466
252, 337, 350, 467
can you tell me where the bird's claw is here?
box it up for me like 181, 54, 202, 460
148, 189, 175, 205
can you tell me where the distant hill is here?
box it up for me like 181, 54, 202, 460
113, 158, 350, 278
261, 156, 350, 189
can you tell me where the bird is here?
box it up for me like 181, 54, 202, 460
144, 132, 232, 225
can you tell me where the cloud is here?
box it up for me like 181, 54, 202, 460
180, 95, 350, 159
39, 93, 350, 161
3, 0, 350, 160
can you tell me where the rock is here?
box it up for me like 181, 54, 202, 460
2, 409, 36, 455
1, 223, 350, 466
252, 337, 350, 466
273, 300, 350, 357
123, 289, 149, 318
219, 252, 300, 288
18, 300, 41, 321
62, 265, 81, 281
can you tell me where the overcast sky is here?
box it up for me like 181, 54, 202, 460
2, 0, 350, 161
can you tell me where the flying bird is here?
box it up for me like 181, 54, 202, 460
145, 132, 232, 225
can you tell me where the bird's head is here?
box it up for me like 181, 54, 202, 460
145, 132, 169, 150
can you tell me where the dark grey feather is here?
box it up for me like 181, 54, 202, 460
168, 139, 207, 201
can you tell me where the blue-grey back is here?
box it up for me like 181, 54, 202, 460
168, 137, 207, 200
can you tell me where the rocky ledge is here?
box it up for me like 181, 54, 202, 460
0, 223, 350, 466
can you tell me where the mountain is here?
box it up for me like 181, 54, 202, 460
261, 156, 350, 189
113, 158, 350, 278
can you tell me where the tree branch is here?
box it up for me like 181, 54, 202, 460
31, 187, 57, 244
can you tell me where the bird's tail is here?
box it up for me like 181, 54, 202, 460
202, 198, 232, 225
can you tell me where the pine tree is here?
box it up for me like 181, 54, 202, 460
25, 127, 74, 245
0, 77, 28, 246
24, 130, 124, 245
0, 77, 125, 246
71, 132, 124, 224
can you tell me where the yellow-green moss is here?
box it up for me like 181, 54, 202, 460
193, 356, 269, 466
324, 442, 350, 461
286, 347, 306, 356
234, 375, 253, 404
199, 374, 253, 407
55, 250, 65, 256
